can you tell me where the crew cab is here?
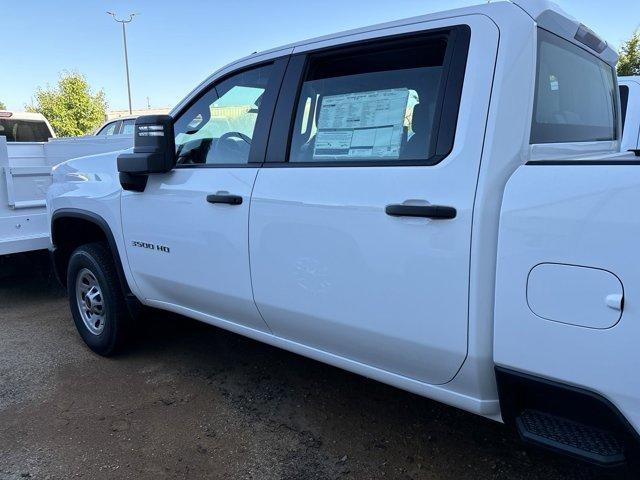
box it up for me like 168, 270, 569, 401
620, 76, 640, 152
47, 0, 640, 467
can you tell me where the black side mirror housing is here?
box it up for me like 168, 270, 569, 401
117, 115, 176, 192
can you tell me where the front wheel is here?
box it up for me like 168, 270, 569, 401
67, 242, 132, 356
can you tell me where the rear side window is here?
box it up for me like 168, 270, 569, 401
288, 30, 466, 164
620, 85, 629, 134
121, 119, 136, 135
0, 120, 52, 142
531, 29, 617, 144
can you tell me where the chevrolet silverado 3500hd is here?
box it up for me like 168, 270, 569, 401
47, 0, 639, 466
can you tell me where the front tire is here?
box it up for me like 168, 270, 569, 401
67, 242, 131, 356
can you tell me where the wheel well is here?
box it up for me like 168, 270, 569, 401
51, 211, 135, 293
51, 216, 108, 287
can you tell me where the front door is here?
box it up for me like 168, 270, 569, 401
250, 22, 496, 384
121, 60, 286, 332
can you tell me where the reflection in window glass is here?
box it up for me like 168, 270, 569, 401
531, 29, 617, 143
98, 122, 118, 136
121, 119, 135, 135
173, 64, 273, 165
0, 120, 51, 142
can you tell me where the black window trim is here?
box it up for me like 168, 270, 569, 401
619, 84, 629, 135
264, 24, 471, 168
172, 57, 290, 170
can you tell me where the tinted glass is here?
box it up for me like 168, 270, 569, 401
289, 36, 448, 163
531, 29, 617, 144
620, 85, 629, 134
121, 119, 136, 135
0, 120, 52, 142
174, 64, 273, 165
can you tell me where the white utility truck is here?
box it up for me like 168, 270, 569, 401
620, 76, 640, 152
1, 134, 133, 255
47, 0, 640, 467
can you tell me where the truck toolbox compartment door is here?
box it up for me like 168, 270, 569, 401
527, 263, 623, 329
3, 165, 52, 209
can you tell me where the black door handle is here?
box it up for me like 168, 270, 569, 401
385, 204, 456, 219
207, 194, 243, 205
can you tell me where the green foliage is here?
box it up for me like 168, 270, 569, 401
27, 71, 107, 137
0, 101, 6, 110
617, 30, 640, 76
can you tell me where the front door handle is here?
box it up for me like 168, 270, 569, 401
206, 193, 243, 205
385, 204, 456, 219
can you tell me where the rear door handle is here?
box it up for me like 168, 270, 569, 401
206, 194, 243, 205
385, 204, 456, 219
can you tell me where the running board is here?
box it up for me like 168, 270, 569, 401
516, 409, 625, 467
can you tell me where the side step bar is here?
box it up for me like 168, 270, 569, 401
496, 367, 640, 468
516, 409, 625, 467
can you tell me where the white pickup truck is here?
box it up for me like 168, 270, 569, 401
620, 76, 640, 152
47, 0, 640, 467
1, 135, 133, 255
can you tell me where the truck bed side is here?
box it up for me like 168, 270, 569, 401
494, 158, 640, 436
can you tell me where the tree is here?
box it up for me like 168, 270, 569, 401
617, 30, 640, 76
27, 71, 107, 137
0, 100, 6, 110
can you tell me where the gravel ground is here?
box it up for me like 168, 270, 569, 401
0, 253, 634, 479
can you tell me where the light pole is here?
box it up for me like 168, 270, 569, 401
107, 12, 137, 115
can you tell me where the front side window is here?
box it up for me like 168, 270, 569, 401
531, 29, 617, 144
173, 64, 273, 165
97, 121, 119, 136
288, 35, 449, 164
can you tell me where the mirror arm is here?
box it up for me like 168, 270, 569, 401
119, 172, 148, 192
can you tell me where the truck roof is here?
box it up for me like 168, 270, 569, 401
240, 0, 614, 64
0, 111, 50, 122
174, 0, 616, 117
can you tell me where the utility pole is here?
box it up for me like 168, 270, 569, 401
107, 12, 137, 115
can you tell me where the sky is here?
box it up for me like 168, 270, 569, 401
2, 0, 639, 112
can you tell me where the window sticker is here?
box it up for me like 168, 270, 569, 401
549, 74, 559, 91
313, 88, 409, 160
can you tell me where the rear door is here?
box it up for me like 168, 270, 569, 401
121, 58, 287, 332
249, 18, 498, 385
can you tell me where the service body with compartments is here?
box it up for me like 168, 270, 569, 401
0, 119, 133, 256
47, 0, 640, 466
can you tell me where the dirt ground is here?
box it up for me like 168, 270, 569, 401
0, 253, 633, 479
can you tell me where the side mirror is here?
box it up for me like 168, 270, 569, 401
117, 115, 176, 192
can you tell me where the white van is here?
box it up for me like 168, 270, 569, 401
0, 111, 55, 143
